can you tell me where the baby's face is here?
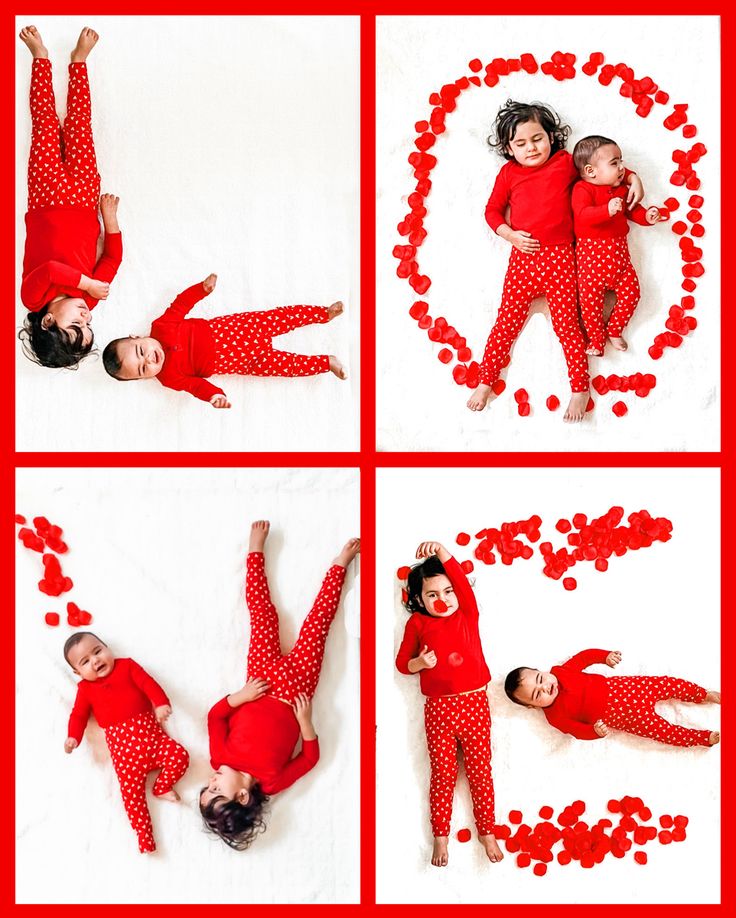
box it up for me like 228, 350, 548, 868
515, 668, 559, 708
507, 119, 552, 167
114, 336, 165, 379
44, 297, 93, 347
67, 635, 115, 681
584, 143, 626, 187
420, 574, 458, 617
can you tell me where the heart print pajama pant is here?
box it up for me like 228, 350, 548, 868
576, 237, 641, 353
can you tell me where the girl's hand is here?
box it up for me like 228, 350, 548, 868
594, 719, 609, 737
239, 676, 270, 703
99, 193, 119, 218
80, 276, 110, 300
155, 704, 172, 724
414, 645, 438, 670
626, 173, 644, 207
416, 541, 445, 560
508, 230, 540, 254
203, 273, 217, 293
646, 206, 664, 224
210, 394, 231, 409
606, 651, 622, 668
608, 197, 624, 217
64, 737, 78, 754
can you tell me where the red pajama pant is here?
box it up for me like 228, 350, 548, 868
424, 690, 495, 837
27, 59, 100, 212
210, 307, 331, 378
602, 676, 711, 747
245, 552, 346, 702
105, 711, 190, 853
480, 243, 589, 393
577, 238, 641, 352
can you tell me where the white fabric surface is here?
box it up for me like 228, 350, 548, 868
377, 16, 720, 452
15, 16, 360, 452
16, 468, 360, 903
377, 467, 720, 903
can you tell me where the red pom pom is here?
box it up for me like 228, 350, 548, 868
563, 577, 577, 591
397, 566, 411, 580
491, 379, 506, 395
457, 827, 472, 842
44, 612, 60, 626
546, 395, 560, 411
612, 401, 628, 417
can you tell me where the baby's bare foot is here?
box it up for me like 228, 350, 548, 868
71, 27, 99, 62
157, 789, 180, 802
479, 834, 504, 863
708, 731, 720, 746
249, 520, 270, 552
335, 537, 360, 568
608, 335, 628, 351
705, 690, 721, 704
329, 355, 347, 380
564, 391, 589, 423
327, 301, 344, 321
467, 384, 492, 412
19, 26, 48, 58
431, 836, 449, 867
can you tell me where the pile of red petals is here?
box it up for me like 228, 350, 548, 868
540, 51, 576, 81
471, 516, 541, 567
17, 515, 68, 554
38, 553, 73, 597
514, 388, 531, 417
592, 373, 657, 399
67, 601, 93, 627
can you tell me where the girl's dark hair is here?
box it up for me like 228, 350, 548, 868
20, 306, 94, 368
403, 555, 447, 616
102, 339, 124, 378
504, 667, 533, 706
200, 782, 270, 850
489, 100, 571, 160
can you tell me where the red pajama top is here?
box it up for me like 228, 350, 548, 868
22, 207, 123, 311
67, 658, 169, 744
208, 695, 319, 794
395, 556, 491, 697
150, 282, 224, 403
543, 649, 611, 740
572, 182, 651, 239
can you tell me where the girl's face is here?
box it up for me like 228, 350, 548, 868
200, 766, 253, 808
420, 574, 458, 617
514, 668, 559, 707
43, 297, 93, 347
507, 119, 552, 167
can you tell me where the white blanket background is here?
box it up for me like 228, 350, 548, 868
15, 16, 359, 452
377, 467, 720, 903
16, 467, 360, 904
377, 16, 720, 452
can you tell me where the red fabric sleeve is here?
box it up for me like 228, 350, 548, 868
207, 696, 234, 765
627, 204, 652, 226
571, 183, 611, 227
90, 231, 123, 286
395, 616, 420, 674
545, 706, 602, 741
443, 555, 478, 618
560, 649, 611, 671
157, 282, 210, 323
127, 659, 170, 708
21, 261, 82, 311
158, 373, 225, 403
484, 166, 511, 233
67, 684, 92, 745
268, 738, 320, 793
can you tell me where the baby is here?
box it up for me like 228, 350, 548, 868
572, 135, 665, 355
64, 632, 189, 852
102, 274, 347, 408
505, 648, 720, 748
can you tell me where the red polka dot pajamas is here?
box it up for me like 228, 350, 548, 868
207, 552, 347, 794
150, 282, 331, 403
543, 649, 712, 747
572, 182, 653, 353
396, 556, 496, 838
67, 658, 189, 853
21, 59, 122, 312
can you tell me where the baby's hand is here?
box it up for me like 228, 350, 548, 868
99, 193, 119, 218
155, 704, 172, 725
415, 645, 438, 670
210, 394, 231, 409
594, 719, 609, 737
508, 230, 540, 254
80, 276, 110, 300
646, 206, 664, 224
608, 197, 624, 217
626, 173, 644, 206
64, 737, 78, 754
240, 676, 270, 703
606, 650, 622, 668
292, 693, 313, 721
203, 273, 217, 293
416, 541, 445, 559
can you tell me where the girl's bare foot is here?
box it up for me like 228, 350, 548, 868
157, 789, 180, 802
708, 731, 720, 746
705, 690, 721, 704
249, 519, 270, 552
431, 836, 449, 867
586, 345, 604, 357
327, 301, 344, 321
71, 27, 99, 63
329, 355, 347, 380
564, 391, 589, 423
335, 537, 360, 568
19, 26, 48, 58
479, 834, 504, 863
608, 335, 628, 351
467, 384, 492, 412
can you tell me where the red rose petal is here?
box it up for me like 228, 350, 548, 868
491, 379, 506, 395
433, 599, 447, 613
44, 612, 60, 626
612, 401, 628, 417
509, 810, 523, 824
539, 806, 554, 820
533, 863, 547, 876
438, 348, 453, 364
460, 560, 474, 574
456, 532, 470, 546
556, 519, 571, 533
563, 577, 577, 591
518, 402, 531, 417
397, 566, 411, 580
634, 851, 648, 865
546, 395, 560, 411
457, 827, 472, 842
514, 388, 529, 404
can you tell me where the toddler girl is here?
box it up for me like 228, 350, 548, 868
467, 100, 644, 422
505, 648, 720, 747
64, 632, 189, 853
200, 521, 359, 849
19, 26, 123, 368
396, 541, 502, 867
103, 274, 347, 408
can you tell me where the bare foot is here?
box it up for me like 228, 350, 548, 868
467, 384, 492, 412
431, 836, 449, 867
329, 355, 347, 380
335, 537, 360, 568
19, 26, 48, 58
564, 391, 589, 423
327, 301, 344, 321
585, 345, 604, 357
71, 27, 99, 63
708, 731, 720, 746
705, 690, 721, 704
249, 519, 270, 552
156, 789, 180, 802
479, 834, 504, 863
608, 335, 628, 351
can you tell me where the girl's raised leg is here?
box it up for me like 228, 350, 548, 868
23, 26, 62, 212
245, 522, 283, 677
62, 29, 100, 209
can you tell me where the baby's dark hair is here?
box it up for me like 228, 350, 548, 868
572, 135, 618, 173
403, 555, 447, 616
489, 100, 571, 160
63, 631, 105, 665
200, 783, 270, 850
102, 338, 125, 379
504, 666, 535, 706
20, 307, 93, 369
